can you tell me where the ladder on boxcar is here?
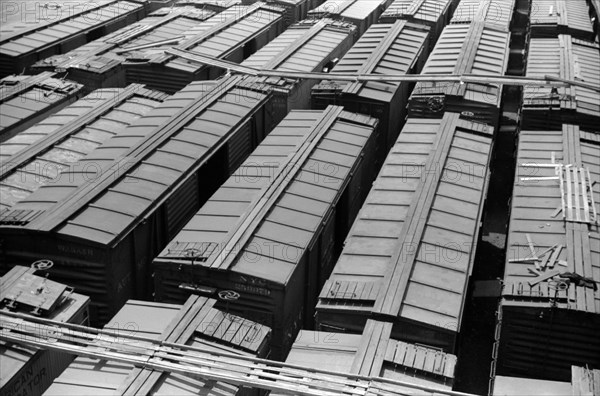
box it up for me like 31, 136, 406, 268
0, 311, 474, 396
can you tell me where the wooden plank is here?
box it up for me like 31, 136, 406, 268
566, 167, 574, 220
526, 233, 538, 259
580, 224, 596, 314
580, 169, 590, 223
547, 245, 563, 269
573, 224, 587, 311
527, 270, 561, 287
559, 165, 566, 219
587, 169, 597, 223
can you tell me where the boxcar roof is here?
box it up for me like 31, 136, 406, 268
380, 0, 453, 24
530, 0, 594, 37
450, 0, 516, 30
308, 0, 389, 21
318, 113, 494, 331
156, 107, 378, 285
318, 20, 429, 102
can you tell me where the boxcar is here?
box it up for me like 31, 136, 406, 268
311, 20, 430, 159
0, 76, 279, 325
450, 0, 516, 31
272, 319, 457, 395
0, 84, 169, 211
241, 19, 356, 114
494, 125, 600, 382
0, 73, 84, 143
408, 22, 510, 128
123, 3, 286, 94
243, 0, 325, 26
43, 295, 270, 396
177, 0, 244, 12
153, 106, 381, 359
307, 0, 394, 36
0, 0, 150, 78
316, 113, 494, 353
530, 0, 596, 40
1, 265, 90, 396
492, 367, 600, 396
379, 0, 455, 48
30, 6, 217, 91
522, 36, 600, 132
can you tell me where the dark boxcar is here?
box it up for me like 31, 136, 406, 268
494, 126, 600, 382
0, 73, 84, 143
0, 0, 150, 77
379, 0, 455, 49
0, 76, 279, 325
30, 6, 217, 91
522, 36, 600, 132
530, 0, 596, 40
273, 320, 457, 395
408, 22, 510, 128
153, 106, 381, 359
1, 265, 90, 396
123, 3, 286, 94
307, 0, 394, 36
0, 84, 169, 211
311, 20, 430, 163
450, 0, 516, 31
241, 19, 356, 115
316, 113, 494, 353
43, 295, 270, 396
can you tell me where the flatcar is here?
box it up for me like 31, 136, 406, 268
408, 21, 510, 128
0, 84, 169, 211
316, 113, 494, 353
0, 265, 90, 396
43, 295, 270, 396
308, 0, 395, 36
241, 19, 357, 114
494, 125, 600, 382
0, 76, 279, 325
153, 106, 381, 359
0, 0, 150, 77
522, 36, 600, 132
312, 20, 430, 163
0, 73, 84, 143
30, 6, 217, 91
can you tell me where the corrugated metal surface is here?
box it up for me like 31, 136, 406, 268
379, 0, 454, 45
530, 0, 595, 40
264, 0, 325, 26
241, 19, 356, 111
0, 76, 277, 325
0, 73, 85, 143
308, 0, 394, 36
153, 106, 380, 358
0, 85, 168, 211
316, 113, 494, 353
125, 4, 285, 93
273, 319, 456, 396
409, 22, 510, 127
450, 0, 516, 31
1, 266, 90, 396
522, 36, 600, 132
495, 125, 600, 382
0, 0, 148, 77
312, 21, 429, 151
30, 7, 216, 90
44, 296, 270, 396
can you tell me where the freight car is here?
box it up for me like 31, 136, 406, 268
0, 73, 84, 143
450, 0, 516, 31
311, 20, 430, 162
316, 113, 494, 353
153, 106, 381, 359
0, 84, 169, 211
494, 125, 600, 382
177, 0, 243, 12
408, 21, 510, 128
530, 0, 596, 40
0, 76, 279, 325
272, 319, 457, 395
123, 3, 286, 94
1, 265, 90, 396
522, 36, 600, 132
240, 19, 356, 114
0, 0, 150, 78
243, 0, 325, 26
307, 0, 394, 36
492, 366, 600, 396
379, 0, 455, 48
30, 6, 217, 91
43, 295, 270, 396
